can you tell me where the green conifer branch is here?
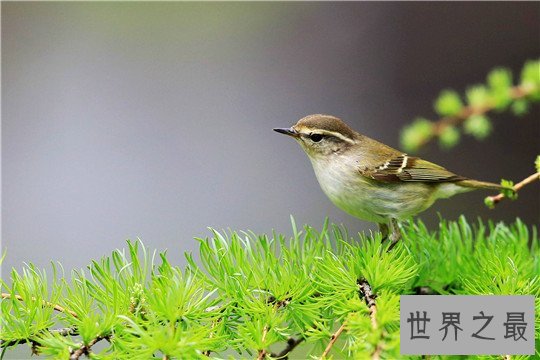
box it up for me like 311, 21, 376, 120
0, 218, 538, 359
485, 171, 540, 209
401, 59, 540, 152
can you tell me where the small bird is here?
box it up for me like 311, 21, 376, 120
274, 114, 504, 249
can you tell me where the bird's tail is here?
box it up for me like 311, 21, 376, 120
456, 179, 505, 191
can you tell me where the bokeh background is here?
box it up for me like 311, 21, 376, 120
3, 2, 539, 280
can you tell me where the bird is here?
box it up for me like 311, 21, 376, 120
274, 114, 505, 250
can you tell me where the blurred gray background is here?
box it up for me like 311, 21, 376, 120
3, 2, 539, 276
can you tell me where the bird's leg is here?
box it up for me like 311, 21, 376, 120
387, 218, 401, 252
378, 223, 389, 243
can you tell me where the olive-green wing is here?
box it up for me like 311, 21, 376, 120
360, 155, 466, 183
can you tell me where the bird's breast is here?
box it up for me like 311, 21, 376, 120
308, 155, 435, 223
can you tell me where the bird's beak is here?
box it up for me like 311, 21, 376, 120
273, 127, 299, 138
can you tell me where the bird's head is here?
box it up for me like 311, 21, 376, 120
273, 114, 358, 158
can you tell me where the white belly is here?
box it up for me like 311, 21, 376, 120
309, 156, 438, 223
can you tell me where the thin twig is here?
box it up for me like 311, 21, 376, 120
372, 343, 383, 360
202, 317, 219, 357
69, 335, 108, 360
53, 327, 79, 337
1, 292, 78, 318
358, 279, 383, 360
416, 84, 537, 149
0, 327, 78, 348
319, 323, 346, 359
257, 325, 269, 360
270, 337, 304, 360
358, 279, 377, 330
267, 295, 292, 309
486, 172, 540, 207
202, 302, 234, 356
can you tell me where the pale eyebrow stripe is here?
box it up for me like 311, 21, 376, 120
302, 129, 355, 144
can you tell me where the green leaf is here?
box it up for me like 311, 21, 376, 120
520, 60, 540, 101
500, 178, 514, 188
484, 197, 495, 209
520, 59, 540, 88
500, 179, 517, 200
466, 85, 491, 108
511, 98, 529, 116
463, 114, 492, 140
400, 118, 433, 152
488, 67, 513, 89
487, 68, 513, 110
438, 125, 460, 149
535, 155, 540, 172
434, 90, 463, 117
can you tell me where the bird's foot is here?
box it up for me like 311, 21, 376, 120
378, 223, 389, 243
386, 219, 401, 252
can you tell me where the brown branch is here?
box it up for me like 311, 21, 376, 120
319, 280, 381, 359
416, 84, 537, 149
69, 335, 108, 360
270, 337, 304, 360
53, 327, 79, 337
1, 292, 78, 318
319, 323, 346, 360
255, 295, 293, 359
486, 172, 539, 207
413, 286, 439, 295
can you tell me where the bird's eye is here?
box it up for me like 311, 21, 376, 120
309, 133, 323, 142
